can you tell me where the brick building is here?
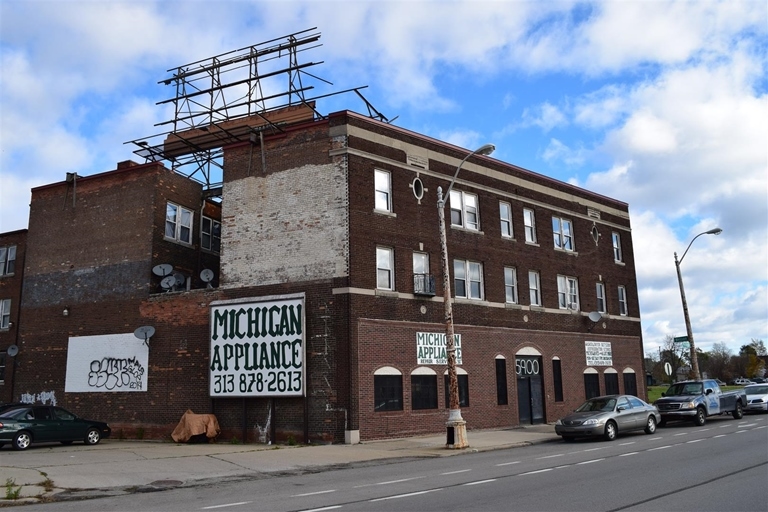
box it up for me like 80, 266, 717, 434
3, 107, 645, 444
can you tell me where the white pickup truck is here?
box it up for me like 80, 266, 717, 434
654, 379, 746, 426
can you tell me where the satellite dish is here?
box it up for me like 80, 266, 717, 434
152, 263, 173, 277
7, 344, 19, 357
160, 275, 176, 290
173, 272, 186, 286
588, 311, 602, 322
200, 269, 215, 288
134, 326, 155, 347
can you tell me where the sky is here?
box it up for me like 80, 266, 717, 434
1, 0, 766, 358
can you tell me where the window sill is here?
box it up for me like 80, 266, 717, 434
529, 305, 545, 312
554, 248, 579, 256
450, 225, 484, 236
373, 209, 397, 218
614, 260, 625, 266
454, 297, 488, 305
524, 241, 539, 247
502, 236, 517, 242
375, 289, 399, 298
505, 303, 523, 309
163, 237, 193, 247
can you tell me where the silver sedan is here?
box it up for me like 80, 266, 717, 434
555, 394, 661, 441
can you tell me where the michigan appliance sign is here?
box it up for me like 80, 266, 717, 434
417, 332, 462, 365
209, 295, 305, 397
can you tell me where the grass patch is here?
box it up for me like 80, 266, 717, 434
5, 478, 22, 500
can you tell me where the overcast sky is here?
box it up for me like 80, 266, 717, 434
1, 0, 766, 357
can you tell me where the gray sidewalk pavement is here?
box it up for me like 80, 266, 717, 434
0, 424, 558, 505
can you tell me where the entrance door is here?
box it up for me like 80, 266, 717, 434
516, 356, 544, 425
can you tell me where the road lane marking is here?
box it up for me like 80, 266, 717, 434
463, 479, 497, 486
536, 453, 564, 459
441, 469, 472, 475
354, 476, 425, 488
686, 439, 704, 443
619, 452, 638, 456
582, 447, 604, 452
292, 490, 336, 497
673, 432, 688, 436
520, 468, 553, 475
496, 461, 521, 466
202, 503, 253, 510
648, 437, 663, 441
301, 507, 342, 512
619, 441, 635, 446
648, 445, 671, 451
713, 434, 726, 438
370, 489, 442, 502
577, 459, 605, 465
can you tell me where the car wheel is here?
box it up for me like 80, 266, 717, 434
732, 402, 743, 419
84, 428, 101, 446
644, 415, 657, 434
13, 431, 32, 451
694, 407, 707, 426
603, 421, 617, 441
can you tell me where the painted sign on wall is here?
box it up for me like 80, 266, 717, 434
65, 333, 148, 392
209, 294, 305, 397
416, 332, 462, 365
585, 341, 613, 366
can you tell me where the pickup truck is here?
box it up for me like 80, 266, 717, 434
654, 379, 746, 426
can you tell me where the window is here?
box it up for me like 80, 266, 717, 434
557, 275, 579, 310
454, 259, 483, 299
201, 216, 221, 253
374, 367, 403, 411
413, 252, 429, 275
413, 251, 434, 295
528, 271, 541, 306
584, 371, 600, 399
596, 283, 606, 313
0, 351, 5, 381
0, 299, 10, 330
0, 246, 16, 276
612, 232, 623, 262
450, 190, 479, 230
376, 247, 394, 290
499, 202, 513, 238
618, 286, 628, 316
523, 208, 536, 243
552, 359, 563, 402
444, 371, 470, 407
605, 372, 620, 395
552, 217, 574, 251
496, 357, 508, 405
165, 202, 193, 244
623, 371, 638, 396
504, 267, 518, 304
411, 368, 438, 410
374, 170, 392, 212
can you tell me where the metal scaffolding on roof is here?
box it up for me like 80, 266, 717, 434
126, 28, 392, 195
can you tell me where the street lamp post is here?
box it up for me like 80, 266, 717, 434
674, 227, 722, 380
437, 143, 495, 449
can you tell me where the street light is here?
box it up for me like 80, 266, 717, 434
674, 227, 722, 380
437, 143, 495, 449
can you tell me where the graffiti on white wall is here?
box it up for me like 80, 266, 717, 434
65, 333, 148, 392
20, 390, 57, 405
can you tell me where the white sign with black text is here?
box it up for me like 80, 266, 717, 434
585, 341, 613, 366
416, 332, 462, 365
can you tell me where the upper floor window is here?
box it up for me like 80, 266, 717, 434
504, 267, 518, 304
499, 202, 513, 238
450, 190, 479, 231
557, 275, 579, 310
618, 286, 628, 316
528, 271, 541, 306
0, 246, 16, 276
413, 251, 429, 275
201, 216, 221, 253
454, 259, 484, 299
376, 247, 394, 290
596, 282, 606, 313
165, 202, 193, 245
374, 170, 392, 212
0, 299, 10, 330
612, 232, 623, 262
552, 217, 574, 251
523, 208, 536, 243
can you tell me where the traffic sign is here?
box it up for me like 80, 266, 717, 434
673, 336, 689, 343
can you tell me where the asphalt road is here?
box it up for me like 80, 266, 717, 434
15, 415, 768, 512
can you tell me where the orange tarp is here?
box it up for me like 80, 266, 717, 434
171, 409, 221, 443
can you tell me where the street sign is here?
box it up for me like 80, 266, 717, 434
664, 362, 672, 376
673, 336, 689, 343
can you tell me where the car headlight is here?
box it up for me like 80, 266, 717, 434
582, 418, 599, 425
681, 401, 696, 409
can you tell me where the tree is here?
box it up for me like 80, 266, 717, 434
706, 342, 733, 381
749, 338, 767, 356
659, 335, 688, 383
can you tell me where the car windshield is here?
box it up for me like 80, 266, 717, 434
746, 385, 768, 395
575, 398, 616, 412
0, 407, 30, 419
666, 383, 703, 396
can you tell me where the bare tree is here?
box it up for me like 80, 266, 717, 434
707, 342, 732, 382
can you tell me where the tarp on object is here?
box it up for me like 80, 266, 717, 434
171, 409, 221, 443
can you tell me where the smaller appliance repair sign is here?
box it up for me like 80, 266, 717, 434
417, 332, 462, 365
210, 295, 305, 397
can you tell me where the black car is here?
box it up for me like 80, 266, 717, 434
0, 405, 111, 451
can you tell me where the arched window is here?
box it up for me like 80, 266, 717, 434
604, 368, 619, 395
411, 367, 438, 410
622, 367, 638, 396
584, 368, 600, 399
374, 366, 403, 411
443, 367, 469, 407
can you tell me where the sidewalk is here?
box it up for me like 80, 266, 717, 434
0, 424, 558, 505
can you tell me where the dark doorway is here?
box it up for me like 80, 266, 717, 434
516, 356, 544, 425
